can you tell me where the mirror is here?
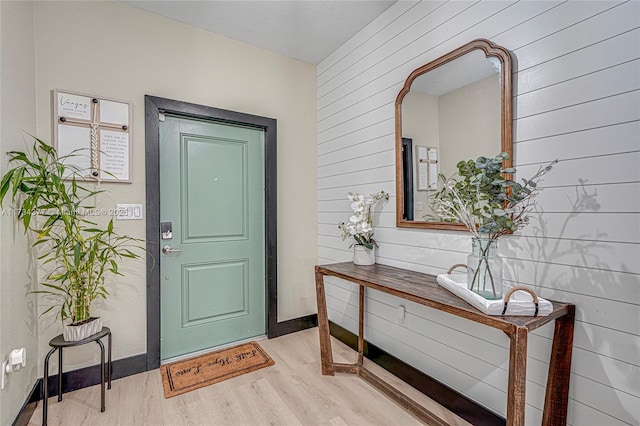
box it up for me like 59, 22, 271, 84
395, 39, 513, 230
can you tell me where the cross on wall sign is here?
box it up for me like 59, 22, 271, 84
53, 89, 132, 183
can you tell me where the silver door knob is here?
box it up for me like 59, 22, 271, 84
162, 245, 182, 255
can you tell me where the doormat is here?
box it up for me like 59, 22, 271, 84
160, 341, 275, 398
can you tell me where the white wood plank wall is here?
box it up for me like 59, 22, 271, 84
316, 1, 640, 425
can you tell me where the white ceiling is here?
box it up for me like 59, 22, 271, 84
411, 50, 501, 97
122, 0, 397, 64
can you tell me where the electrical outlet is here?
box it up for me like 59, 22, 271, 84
1, 360, 7, 390
397, 305, 407, 327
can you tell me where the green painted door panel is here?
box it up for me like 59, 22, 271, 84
159, 116, 265, 360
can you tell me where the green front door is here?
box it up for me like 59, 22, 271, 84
159, 115, 265, 360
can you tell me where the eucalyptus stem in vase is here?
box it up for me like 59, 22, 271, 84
431, 152, 557, 299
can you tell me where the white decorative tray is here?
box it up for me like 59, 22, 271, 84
436, 274, 553, 316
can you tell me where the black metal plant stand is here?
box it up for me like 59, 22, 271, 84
42, 327, 112, 425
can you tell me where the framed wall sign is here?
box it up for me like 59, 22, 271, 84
53, 89, 132, 183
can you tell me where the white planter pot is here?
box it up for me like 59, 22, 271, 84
353, 245, 376, 266
63, 317, 103, 342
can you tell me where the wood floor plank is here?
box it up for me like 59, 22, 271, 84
241, 377, 303, 425
30, 328, 469, 425
322, 416, 350, 426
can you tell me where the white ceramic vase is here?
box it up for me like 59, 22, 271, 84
353, 245, 376, 266
63, 317, 103, 342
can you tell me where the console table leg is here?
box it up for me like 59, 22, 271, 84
43, 347, 56, 426
315, 270, 334, 375
358, 286, 365, 366
542, 306, 575, 426
507, 327, 528, 426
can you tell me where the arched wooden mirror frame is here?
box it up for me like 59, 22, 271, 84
395, 38, 513, 231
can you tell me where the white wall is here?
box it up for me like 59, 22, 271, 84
27, 1, 317, 374
317, 1, 639, 425
401, 90, 438, 217
0, 2, 39, 424
438, 74, 500, 179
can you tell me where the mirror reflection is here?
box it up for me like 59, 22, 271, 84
395, 39, 512, 230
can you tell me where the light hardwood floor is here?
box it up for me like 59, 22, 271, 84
30, 328, 469, 425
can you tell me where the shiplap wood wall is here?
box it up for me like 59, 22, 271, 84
316, 1, 640, 425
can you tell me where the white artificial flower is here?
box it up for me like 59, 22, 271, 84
338, 190, 388, 244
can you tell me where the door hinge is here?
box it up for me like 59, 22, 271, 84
159, 113, 166, 122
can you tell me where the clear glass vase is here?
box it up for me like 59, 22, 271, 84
467, 238, 503, 300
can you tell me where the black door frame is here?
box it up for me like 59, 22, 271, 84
401, 137, 414, 221
145, 96, 284, 369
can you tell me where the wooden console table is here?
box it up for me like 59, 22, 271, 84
315, 263, 575, 426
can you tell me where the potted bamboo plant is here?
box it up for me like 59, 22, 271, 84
0, 137, 142, 341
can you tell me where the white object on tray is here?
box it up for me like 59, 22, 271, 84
436, 274, 553, 316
